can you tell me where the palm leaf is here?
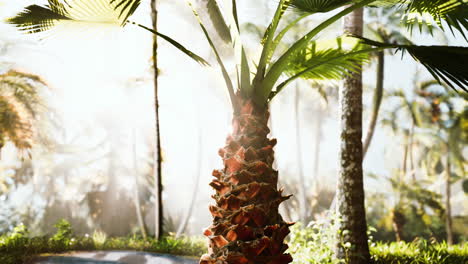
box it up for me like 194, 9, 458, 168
383, 0, 468, 39
358, 37, 468, 92
271, 37, 374, 98
194, 0, 232, 43
188, 3, 238, 112
288, 0, 361, 13
7, 0, 136, 32
8, 0, 209, 66
0, 70, 47, 151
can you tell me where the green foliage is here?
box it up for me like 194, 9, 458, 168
48, 219, 73, 251
371, 241, 468, 264
288, 219, 468, 264
0, 220, 207, 264
288, 220, 339, 264
1, 220, 467, 264
356, 37, 468, 92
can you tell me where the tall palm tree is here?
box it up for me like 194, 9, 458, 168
335, 7, 371, 263
8, 0, 468, 263
0, 70, 46, 155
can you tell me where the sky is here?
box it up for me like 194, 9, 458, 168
0, 0, 466, 233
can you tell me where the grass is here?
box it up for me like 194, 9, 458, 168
1, 220, 467, 264
0, 221, 206, 264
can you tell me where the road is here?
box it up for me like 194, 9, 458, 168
33, 251, 199, 264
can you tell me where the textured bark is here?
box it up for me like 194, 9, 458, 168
151, 0, 163, 240
335, 8, 371, 264
200, 94, 293, 264
445, 152, 453, 245
363, 51, 384, 158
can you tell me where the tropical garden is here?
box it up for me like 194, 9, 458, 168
0, 0, 467, 263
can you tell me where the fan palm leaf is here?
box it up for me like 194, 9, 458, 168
288, 0, 361, 13
356, 37, 468, 92
375, 0, 468, 38
7, 0, 208, 66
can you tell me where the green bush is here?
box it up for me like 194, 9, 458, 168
287, 219, 468, 264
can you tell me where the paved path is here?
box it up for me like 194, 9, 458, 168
33, 251, 199, 264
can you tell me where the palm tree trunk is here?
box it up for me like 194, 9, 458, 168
335, 8, 371, 264
445, 151, 454, 245
151, 0, 163, 240
133, 129, 148, 239
294, 85, 308, 223
200, 94, 293, 264
363, 51, 384, 158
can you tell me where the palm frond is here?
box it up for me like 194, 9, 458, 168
6, 0, 139, 33
271, 37, 374, 98
0, 70, 46, 118
358, 37, 468, 92
110, 0, 141, 25
188, 3, 238, 112
0, 70, 47, 151
381, 0, 468, 39
194, 0, 232, 43
288, 0, 361, 13
0, 96, 32, 150
8, 0, 209, 66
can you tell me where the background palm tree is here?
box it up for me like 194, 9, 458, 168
0, 70, 46, 155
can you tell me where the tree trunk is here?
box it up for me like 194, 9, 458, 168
133, 129, 148, 239
335, 8, 371, 264
151, 0, 163, 240
445, 152, 454, 245
200, 94, 293, 264
294, 85, 308, 223
362, 51, 384, 159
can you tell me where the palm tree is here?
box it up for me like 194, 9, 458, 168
8, 0, 468, 263
335, 7, 371, 263
0, 70, 46, 155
